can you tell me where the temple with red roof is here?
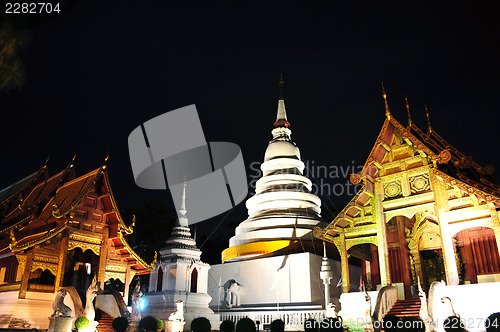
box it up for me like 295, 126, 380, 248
0, 157, 154, 329
314, 89, 500, 302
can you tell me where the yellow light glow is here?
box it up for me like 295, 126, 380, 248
221, 240, 291, 263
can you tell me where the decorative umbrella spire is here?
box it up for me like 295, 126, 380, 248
275, 72, 288, 125
405, 94, 412, 127
381, 82, 391, 120
178, 177, 188, 227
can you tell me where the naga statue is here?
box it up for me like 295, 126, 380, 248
130, 280, 143, 322
84, 275, 99, 322
417, 277, 435, 332
51, 289, 72, 317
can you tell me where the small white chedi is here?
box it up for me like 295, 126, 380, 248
143, 185, 220, 331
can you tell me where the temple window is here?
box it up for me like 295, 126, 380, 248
3, 264, 18, 283
157, 267, 163, 292
190, 268, 198, 293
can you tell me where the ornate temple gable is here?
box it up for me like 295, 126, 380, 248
315, 109, 500, 261
0, 160, 154, 298
0, 163, 76, 236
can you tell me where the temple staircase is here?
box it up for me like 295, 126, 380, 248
96, 311, 115, 332
385, 299, 421, 318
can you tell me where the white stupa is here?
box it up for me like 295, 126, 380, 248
222, 75, 324, 262
208, 78, 358, 328
144, 185, 220, 331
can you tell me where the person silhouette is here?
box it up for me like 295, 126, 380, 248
236, 318, 256, 332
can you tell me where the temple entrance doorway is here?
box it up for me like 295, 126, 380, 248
420, 249, 445, 290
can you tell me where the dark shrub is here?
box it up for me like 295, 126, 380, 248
191, 317, 211, 332
112, 317, 129, 332
139, 316, 159, 332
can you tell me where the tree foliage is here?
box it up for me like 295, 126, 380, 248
0, 21, 30, 92
122, 200, 176, 264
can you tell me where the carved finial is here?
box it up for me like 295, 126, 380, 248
381, 82, 391, 120
323, 241, 327, 258
405, 94, 412, 128
9, 228, 16, 242
273, 72, 289, 131
69, 153, 76, 168
178, 178, 189, 227
425, 105, 432, 133
103, 153, 109, 169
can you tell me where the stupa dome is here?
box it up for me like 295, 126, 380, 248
264, 140, 301, 161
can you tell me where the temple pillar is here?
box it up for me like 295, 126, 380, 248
410, 249, 424, 288
397, 217, 411, 298
149, 268, 158, 292
334, 233, 349, 293
18, 249, 34, 299
98, 228, 109, 290
55, 233, 69, 289
431, 170, 459, 285
370, 244, 380, 290
373, 181, 391, 286
162, 266, 168, 291
124, 265, 132, 305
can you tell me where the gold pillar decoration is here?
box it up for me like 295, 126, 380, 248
16, 254, 27, 281
454, 239, 463, 284
409, 254, 417, 286
55, 233, 69, 289
430, 170, 459, 285
333, 232, 350, 294
18, 249, 34, 299
373, 181, 391, 286
124, 265, 132, 305
98, 228, 109, 289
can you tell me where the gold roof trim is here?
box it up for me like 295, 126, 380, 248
117, 231, 156, 271
436, 169, 500, 203
19, 156, 75, 212
102, 170, 134, 234
0, 214, 33, 235
52, 167, 104, 219
9, 220, 70, 252
316, 189, 364, 239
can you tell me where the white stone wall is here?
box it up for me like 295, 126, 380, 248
208, 252, 361, 309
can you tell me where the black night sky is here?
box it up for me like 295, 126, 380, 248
1, 0, 500, 257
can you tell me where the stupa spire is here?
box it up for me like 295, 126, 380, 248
274, 73, 289, 125
177, 177, 189, 227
